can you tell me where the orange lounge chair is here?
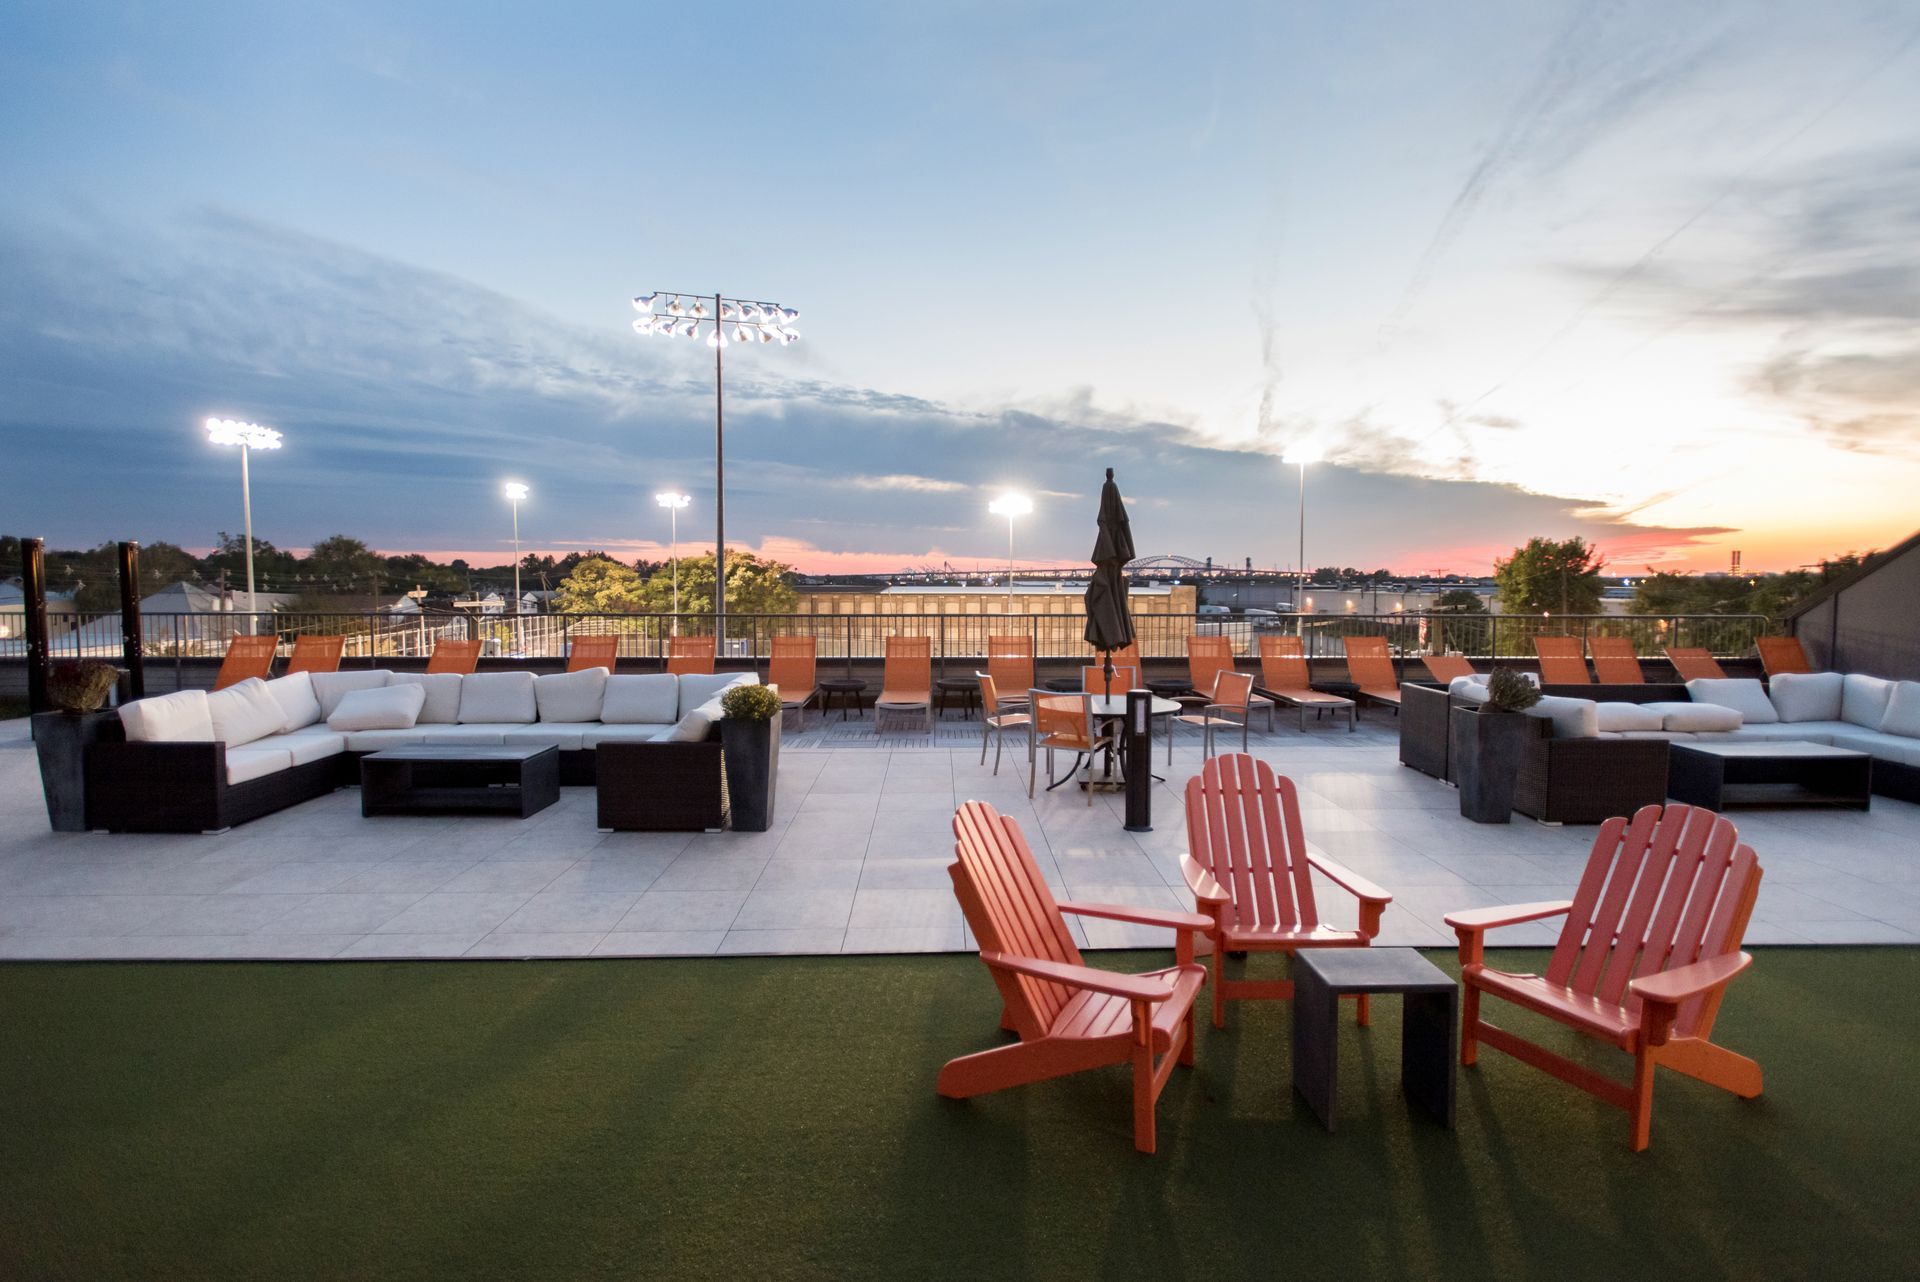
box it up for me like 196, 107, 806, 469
939, 800, 1210, 1154
1445, 803, 1763, 1152
1421, 653, 1476, 683
986, 635, 1035, 712
284, 635, 345, 676
1080, 664, 1140, 697
1757, 636, 1813, 677
875, 635, 933, 732
767, 636, 819, 726
973, 673, 1031, 775
1256, 635, 1355, 732
1183, 754, 1391, 1029
1665, 647, 1725, 681
1340, 635, 1402, 714
1027, 691, 1114, 803
1533, 635, 1591, 685
1589, 636, 1646, 684
426, 637, 482, 675
567, 635, 620, 673
213, 634, 277, 689
666, 635, 716, 676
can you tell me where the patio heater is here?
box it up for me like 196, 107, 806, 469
630, 290, 801, 639
205, 417, 282, 623
655, 491, 691, 629
503, 482, 529, 614
988, 492, 1033, 610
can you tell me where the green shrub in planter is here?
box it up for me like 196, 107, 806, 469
1485, 668, 1542, 713
47, 659, 118, 714
720, 683, 781, 722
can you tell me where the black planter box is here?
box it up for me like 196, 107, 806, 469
1450, 706, 1544, 824
33, 710, 119, 832
721, 716, 781, 833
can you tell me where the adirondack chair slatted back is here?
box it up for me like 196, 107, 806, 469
987, 636, 1035, 699
285, 635, 345, 676
215, 634, 278, 689
1187, 635, 1234, 697
1422, 654, 1475, 683
1533, 636, 1591, 684
1258, 636, 1311, 692
951, 801, 1083, 1036
666, 636, 716, 676
768, 636, 817, 694
1342, 636, 1397, 690
426, 638, 482, 674
1589, 636, 1645, 684
1665, 647, 1725, 681
567, 635, 620, 672
1547, 804, 1761, 1039
1184, 755, 1319, 934
1757, 636, 1812, 676
883, 635, 932, 690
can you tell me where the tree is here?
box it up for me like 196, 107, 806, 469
553, 555, 648, 613
1430, 588, 1487, 614
302, 535, 386, 596
200, 532, 299, 592
1493, 537, 1604, 615
636, 551, 798, 615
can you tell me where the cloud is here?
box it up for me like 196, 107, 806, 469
839, 474, 971, 494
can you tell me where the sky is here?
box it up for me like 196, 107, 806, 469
2, 1, 1917, 576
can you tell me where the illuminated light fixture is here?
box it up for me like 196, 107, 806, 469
733, 323, 752, 343
502, 482, 529, 613
706, 326, 728, 349
666, 297, 685, 316
680, 319, 700, 338
1282, 442, 1325, 630
655, 491, 691, 621
631, 317, 655, 336
205, 416, 282, 618
632, 293, 658, 311
690, 300, 708, 318
719, 302, 739, 320
987, 493, 1034, 608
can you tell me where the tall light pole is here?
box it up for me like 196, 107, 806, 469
655, 491, 691, 624
205, 417, 282, 622
503, 482, 528, 613
630, 290, 801, 636
1283, 444, 1322, 627
988, 493, 1033, 610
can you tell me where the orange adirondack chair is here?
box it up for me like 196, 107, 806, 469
1444, 803, 1764, 1151
1341, 635, 1402, 714
768, 636, 819, 725
1757, 636, 1812, 677
1533, 635, 1591, 684
426, 637, 482, 675
1257, 635, 1356, 732
986, 635, 1035, 712
1182, 754, 1391, 1028
666, 635, 716, 676
1665, 647, 1726, 681
284, 635, 345, 676
939, 800, 1210, 1154
875, 635, 933, 732
1589, 636, 1646, 684
567, 634, 620, 673
1422, 654, 1475, 683
213, 634, 277, 689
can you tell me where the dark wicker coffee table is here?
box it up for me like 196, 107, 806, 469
360, 745, 559, 818
1669, 740, 1872, 810
1293, 948, 1457, 1131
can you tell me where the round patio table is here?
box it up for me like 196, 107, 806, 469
817, 678, 867, 721
1040, 695, 1181, 792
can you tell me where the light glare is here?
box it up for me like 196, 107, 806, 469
205, 417, 282, 450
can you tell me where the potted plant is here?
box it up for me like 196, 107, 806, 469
33, 659, 122, 832
719, 683, 782, 832
1451, 669, 1542, 824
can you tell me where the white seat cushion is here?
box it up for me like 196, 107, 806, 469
1686, 678, 1777, 724
342, 727, 439, 752
424, 723, 522, 745
311, 670, 393, 720
677, 672, 756, 718
580, 723, 676, 747
1879, 681, 1920, 739
1720, 723, 1841, 743
225, 745, 294, 785
1602, 730, 1697, 740
1450, 681, 1491, 704
1828, 728, 1920, 767
328, 684, 426, 731
1842, 673, 1896, 729
534, 669, 607, 723
264, 727, 348, 765
386, 673, 463, 723
601, 674, 680, 724
1524, 694, 1598, 739
1768, 671, 1844, 723
207, 679, 288, 747
1594, 702, 1663, 732
119, 689, 214, 743
503, 724, 596, 751
1646, 701, 1743, 732
457, 672, 537, 724
264, 672, 322, 731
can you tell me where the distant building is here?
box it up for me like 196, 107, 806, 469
1788, 527, 1920, 680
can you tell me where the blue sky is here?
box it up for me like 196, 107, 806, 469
3, 1, 1916, 574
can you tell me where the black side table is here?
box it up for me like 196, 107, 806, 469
934, 677, 980, 719
1293, 948, 1457, 1131
817, 678, 867, 721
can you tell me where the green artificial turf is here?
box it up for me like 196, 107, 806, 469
3, 948, 1916, 1281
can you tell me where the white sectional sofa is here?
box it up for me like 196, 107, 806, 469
85, 668, 760, 832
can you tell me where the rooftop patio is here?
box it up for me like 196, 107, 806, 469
4, 711, 1915, 960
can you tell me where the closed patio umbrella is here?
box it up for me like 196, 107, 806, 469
1084, 467, 1136, 689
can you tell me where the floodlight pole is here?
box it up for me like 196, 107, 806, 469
714, 293, 725, 634
1296, 459, 1307, 623
239, 442, 257, 620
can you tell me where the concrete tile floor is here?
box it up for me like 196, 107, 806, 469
2, 713, 1916, 960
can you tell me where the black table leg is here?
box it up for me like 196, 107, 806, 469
1401, 988, 1457, 1128
1292, 961, 1340, 1131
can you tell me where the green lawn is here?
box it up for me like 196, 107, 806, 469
3, 949, 1914, 1281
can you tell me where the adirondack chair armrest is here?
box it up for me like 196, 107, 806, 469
1178, 855, 1231, 907
1444, 900, 1573, 966
1305, 851, 1392, 937
1630, 951, 1753, 1043
979, 951, 1173, 1003
1058, 901, 1215, 932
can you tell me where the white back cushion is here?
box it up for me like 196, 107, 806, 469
1768, 671, 1844, 723
387, 673, 463, 724
666, 695, 728, 742
1881, 682, 1920, 739
1648, 701, 1743, 732
677, 671, 756, 718
1843, 673, 1896, 728
264, 672, 322, 731
1524, 694, 1598, 739
535, 668, 607, 723
1594, 702, 1664, 732
1686, 678, 1777, 724
458, 671, 537, 724
1450, 680, 1491, 705
602, 674, 680, 724
311, 670, 392, 720
119, 689, 214, 742
207, 678, 291, 747
328, 683, 426, 731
